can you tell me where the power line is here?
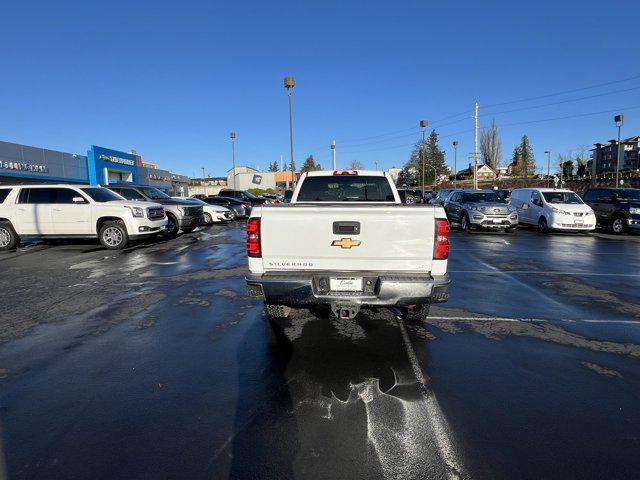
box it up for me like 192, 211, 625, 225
483, 73, 640, 108
498, 104, 640, 128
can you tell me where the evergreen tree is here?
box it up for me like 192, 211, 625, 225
519, 135, 536, 176
508, 146, 521, 176
404, 130, 447, 186
301, 155, 321, 172
268, 161, 279, 172
289, 159, 296, 173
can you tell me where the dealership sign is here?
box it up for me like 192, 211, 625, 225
252, 174, 262, 185
99, 154, 136, 167
0, 161, 49, 173
149, 173, 170, 182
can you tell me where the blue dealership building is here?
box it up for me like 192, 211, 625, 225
0, 140, 190, 195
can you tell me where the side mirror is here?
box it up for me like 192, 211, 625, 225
72, 197, 86, 204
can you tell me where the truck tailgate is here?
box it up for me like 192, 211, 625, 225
259, 205, 436, 272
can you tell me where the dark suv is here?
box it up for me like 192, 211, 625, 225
218, 189, 267, 206
108, 185, 205, 236
582, 188, 640, 234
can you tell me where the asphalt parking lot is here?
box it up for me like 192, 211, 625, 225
1, 223, 639, 480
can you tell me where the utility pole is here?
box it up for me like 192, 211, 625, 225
201, 167, 205, 179
544, 150, 551, 188
230, 131, 237, 190
614, 114, 624, 187
453, 141, 458, 188
331, 140, 337, 170
374, 161, 378, 170
474, 102, 479, 190
284, 76, 296, 187
420, 119, 428, 199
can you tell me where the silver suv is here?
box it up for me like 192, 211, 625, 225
445, 190, 518, 233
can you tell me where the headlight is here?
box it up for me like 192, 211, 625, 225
508, 206, 516, 212
471, 206, 479, 211
126, 206, 144, 218
630, 207, 640, 215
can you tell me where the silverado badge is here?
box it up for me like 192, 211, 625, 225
331, 238, 361, 249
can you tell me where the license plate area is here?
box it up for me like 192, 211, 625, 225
330, 277, 363, 292
574, 219, 584, 224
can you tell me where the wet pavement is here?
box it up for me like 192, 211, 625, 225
0, 223, 639, 479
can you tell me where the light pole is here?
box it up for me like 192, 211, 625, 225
544, 150, 551, 187
615, 114, 624, 187
331, 140, 336, 170
284, 76, 296, 188
374, 161, 378, 170
453, 141, 458, 188
230, 131, 237, 190
420, 120, 428, 198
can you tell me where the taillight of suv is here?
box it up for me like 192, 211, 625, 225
433, 218, 450, 259
247, 218, 261, 257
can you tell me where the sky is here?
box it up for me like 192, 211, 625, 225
1, 0, 639, 178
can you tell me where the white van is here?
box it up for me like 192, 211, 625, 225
510, 188, 596, 233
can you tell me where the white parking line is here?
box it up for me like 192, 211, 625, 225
396, 317, 463, 480
449, 269, 640, 277
428, 316, 640, 325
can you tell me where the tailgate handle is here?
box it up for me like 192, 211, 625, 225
333, 221, 360, 235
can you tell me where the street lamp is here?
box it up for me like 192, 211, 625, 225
544, 150, 551, 187
284, 76, 296, 188
331, 140, 336, 170
230, 131, 237, 189
453, 141, 458, 188
614, 114, 624, 187
420, 120, 428, 198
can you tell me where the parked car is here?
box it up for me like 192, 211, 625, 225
0, 185, 167, 250
444, 190, 518, 232
430, 189, 455, 205
283, 190, 294, 203
107, 185, 204, 237
203, 196, 250, 218
261, 194, 281, 204
171, 197, 233, 223
218, 189, 267, 206
190, 194, 207, 200
495, 189, 512, 203
582, 188, 640, 234
510, 188, 596, 233
245, 170, 450, 322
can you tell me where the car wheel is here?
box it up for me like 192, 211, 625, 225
610, 216, 626, 235
401, 304, 431, 324
99, 221, 129, 250
538, 217, 549, 233
264, 303, 291, 319
203, 212, 213, 224
406, 195, 416, 205
0, 222, 20, 251
163, 214, 180, 238
460, 213, 471, 232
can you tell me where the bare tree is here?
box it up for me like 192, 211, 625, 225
348, 160, 364, 170
480, 119, 503, 171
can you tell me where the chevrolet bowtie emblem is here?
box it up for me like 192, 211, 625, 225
331, 238, 361, 249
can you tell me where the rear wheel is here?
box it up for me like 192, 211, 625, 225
610, 215, 626, 234
99, 220, 129, 250
538, 217, 549, 233
264, 303, 291, 319
0, 222, 20, 251
401, 304, 431, 324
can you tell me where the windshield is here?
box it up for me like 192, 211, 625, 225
139, 187, 171, 200
80, 187, 125, 202
296, 175, 395, 202
616, 189, 640, 200
542, 191, 583, 204
463, 192, 500, 203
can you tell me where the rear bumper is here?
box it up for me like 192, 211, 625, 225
245, 271, 450, 307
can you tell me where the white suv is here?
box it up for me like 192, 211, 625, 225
0, 184, 168, 250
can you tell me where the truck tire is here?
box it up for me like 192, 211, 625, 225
99, 220, 129, 250
610, 215, 626, 234
0, 222, 20, 251
264, 303, 291, 319
163, 214, 180, 238
402, 304, 430, 324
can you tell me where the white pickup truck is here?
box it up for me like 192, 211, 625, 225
245, 170, 450, 321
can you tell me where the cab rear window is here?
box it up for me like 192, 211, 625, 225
296, 176, 395, 202
0, 189, 10, 204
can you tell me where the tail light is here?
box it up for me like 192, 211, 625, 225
433, 218, 450, 260
247, 218, 261, 257
333, 170, 358, 176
